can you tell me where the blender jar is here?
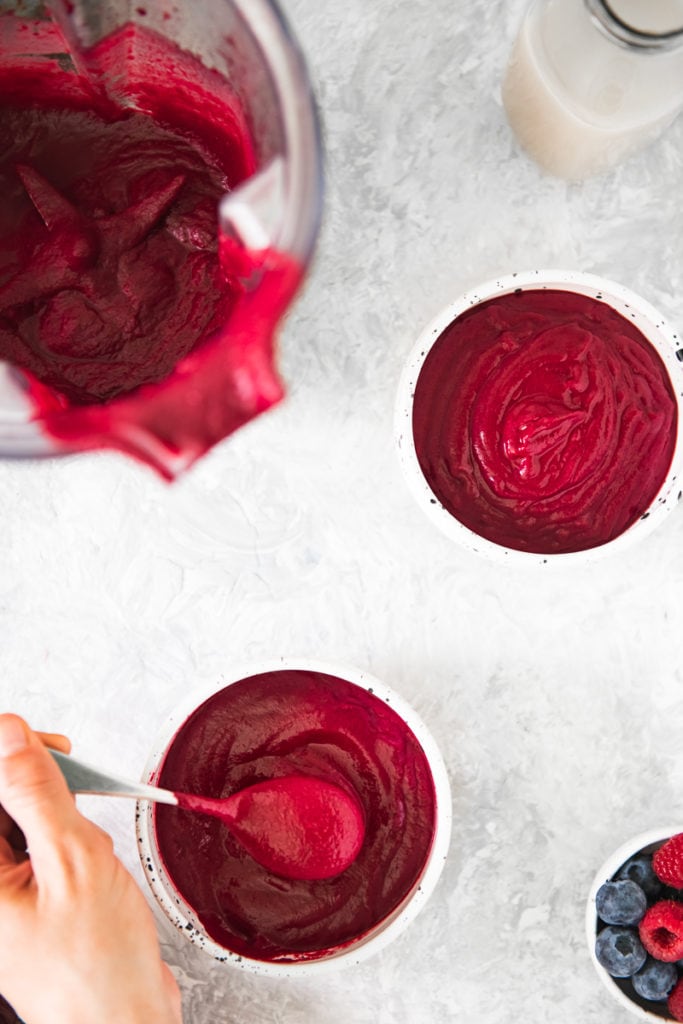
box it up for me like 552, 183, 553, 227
0, 0, 323, 476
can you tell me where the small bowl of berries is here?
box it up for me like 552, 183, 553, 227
587, 828, 683, 1020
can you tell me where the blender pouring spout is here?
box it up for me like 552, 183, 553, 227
219, 157, 287, 254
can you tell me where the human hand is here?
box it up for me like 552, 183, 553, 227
0, 714, 182, 1024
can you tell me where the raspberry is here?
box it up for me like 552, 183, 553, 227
653, 834, 683, 888
669, 978, 683, 1022
639, 901, 683, 961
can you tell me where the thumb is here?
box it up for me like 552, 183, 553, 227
0, 714, 83, 875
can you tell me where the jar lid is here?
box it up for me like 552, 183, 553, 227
586, 0, 683, 48
604, 0, 683, 37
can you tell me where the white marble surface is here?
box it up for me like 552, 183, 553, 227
4, 0, 683, 1021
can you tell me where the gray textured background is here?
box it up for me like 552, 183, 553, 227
3, 0, 683, 1021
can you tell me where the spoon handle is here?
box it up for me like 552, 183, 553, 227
49, 748, 178, 807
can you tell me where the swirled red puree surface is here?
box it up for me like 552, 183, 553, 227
0, 16, 300, 477
154, 670, 437, 962
412, 289, 677, 554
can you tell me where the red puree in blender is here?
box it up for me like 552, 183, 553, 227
0, 16, 300, 477
153, 670, 437, 962
412, 289, 677, 554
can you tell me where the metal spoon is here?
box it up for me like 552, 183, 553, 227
50, 747, 179, 806
49, 748, 365, 880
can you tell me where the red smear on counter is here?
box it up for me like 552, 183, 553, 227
412, 289, 677, 554
176, 775, 366, 881
154, 670, 437, 962
0, 18, 301, 477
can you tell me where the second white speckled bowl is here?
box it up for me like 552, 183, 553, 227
395, 269, 683, 567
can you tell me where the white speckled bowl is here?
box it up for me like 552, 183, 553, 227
136, 657, 452, 976
587, 827, 683, 1021
395, 269, 683, 567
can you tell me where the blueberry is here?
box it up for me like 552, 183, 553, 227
596, 880, 647, 925
632, 957, 678, 1001
595, 926, 647, 977
617, 854, 662, 898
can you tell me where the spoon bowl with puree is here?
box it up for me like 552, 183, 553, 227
49, 749, 365, 881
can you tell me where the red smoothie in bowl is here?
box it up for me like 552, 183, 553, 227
397, 271, 682, 561
137, 662, 451, 971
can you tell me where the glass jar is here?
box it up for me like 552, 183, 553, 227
502, 0, 683, 179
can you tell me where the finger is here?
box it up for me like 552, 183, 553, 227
0, 733, 72, 844
0, 734, 71, 832
0, 715, 84, 878
37, 733, 75, 807
36, 732, 71, 755
0, 732, 74, 860
161, 964, 183, 1023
